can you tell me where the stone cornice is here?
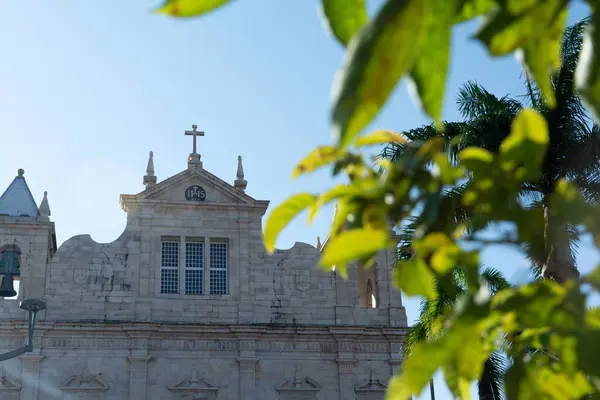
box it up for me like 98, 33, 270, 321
119, 196, 269, 214
0, 321, 408, 337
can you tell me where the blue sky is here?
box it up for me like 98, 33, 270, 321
0, 1, 596, 398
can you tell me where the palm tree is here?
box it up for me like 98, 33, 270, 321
382, 18, 599, 284
403, 267, 510, 400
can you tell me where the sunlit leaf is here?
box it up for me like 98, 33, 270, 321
293, 146, 340, 178
476, 0, 568, 107
576, 8, 600, 120
408, 0, 460, 123
331, 0, 430, 148
320, 228, 390, 268
500, 108, 549, 180
392, 259, 436, 299
155, 0, 231, 17
353, 129, 407, 147
263, 193, 317, 253
320, 0, 368, 47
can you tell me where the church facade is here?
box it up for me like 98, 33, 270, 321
0, 128, 408, 400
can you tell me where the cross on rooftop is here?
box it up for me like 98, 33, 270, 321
185, 124, 205, 154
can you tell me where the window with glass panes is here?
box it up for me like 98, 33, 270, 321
160, 240, 179, 294
185, 241, 203, 295
209, 242, 228, 295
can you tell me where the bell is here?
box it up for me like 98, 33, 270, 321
0, 275, 17, 298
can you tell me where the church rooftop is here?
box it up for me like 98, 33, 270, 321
0, 169, 39, 217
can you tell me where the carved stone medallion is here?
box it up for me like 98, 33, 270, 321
185, 185, 206, 202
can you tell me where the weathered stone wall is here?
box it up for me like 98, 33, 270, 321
0, 323, 404, 400
0, 164, 408, 400
29, 197, 406, 327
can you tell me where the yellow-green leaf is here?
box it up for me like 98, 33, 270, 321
454, 0, 497, 24
500, 108, 549, 180
293, 146, 340, 179
475, 0, 568, 107
331, 0, 430, 148
459, 147, 495, 178
155, 0, 231, 17
353, 129, 407, 147
263, 193, 317, 253
576, 9, 600, 120
320, 229, 390, 268
408, 0, 460, 123
392, 259, 437, 299
320, 0, 368, 47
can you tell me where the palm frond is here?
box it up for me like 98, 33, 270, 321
480, 267, 511, 293
478, 352, 507, 400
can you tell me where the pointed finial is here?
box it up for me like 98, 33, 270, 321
143, 151, 157, 188
234, 155, 247, 192
17, 169, 24, 177
38, 191, 51, 221
316, 236, 322, 250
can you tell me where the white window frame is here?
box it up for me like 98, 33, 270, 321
158, 236, 230, 297
159, 238, 180, 295
184, 238, 204, 295
209, 239, 229, 295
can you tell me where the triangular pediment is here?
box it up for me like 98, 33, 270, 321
139, 167, 256, 205
0, 375, 21, 392
168, 365, 219, 393
276, 376, 321, 392
60, 373, 109, 391
355, 378, 387, 392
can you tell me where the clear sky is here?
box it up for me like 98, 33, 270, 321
0, 1, 596, 399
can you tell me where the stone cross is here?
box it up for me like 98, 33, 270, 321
185, 125, 205, 154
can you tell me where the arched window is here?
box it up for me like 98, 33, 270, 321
0, 244, 21, 298
358, 265, 378, 308
0, 245, 21, 276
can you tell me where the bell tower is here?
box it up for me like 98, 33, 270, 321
0, 169, 56, 300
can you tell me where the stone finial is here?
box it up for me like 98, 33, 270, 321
143, 151, 157, 188
38, 191, 51, 221
316, 236, 322, 250
234, 155, 247, 192
17, 169, 24, 177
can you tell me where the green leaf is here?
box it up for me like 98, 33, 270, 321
155, 0, 231, 17
387, 323, 488, 399
263, 193, 317, 253
475, 0, 568, 107
292, 146, 340, 178
454, 0, 497, 24
392, 259, 436, 299
320, 228, 390, 268
576, 8, 600, 120
408, 0, 460, 122
320, 0, 368, 47
500, 108, 549, 180
331, 0, 430, 148
459, 147, 495, 178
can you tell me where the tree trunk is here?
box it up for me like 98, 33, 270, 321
541, 201, 579, 283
